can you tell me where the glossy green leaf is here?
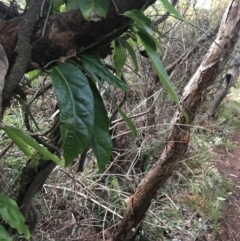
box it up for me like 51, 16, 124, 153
112, 39, 127, 77
52, 63, 94, 166
0, 225, 12, 241
66, 0, 109, 20
137, 31, 178, 104
82, 54, 129, 90
0, 194, 30, 239
2, 126, 64, 167
121, 38, 138, 72
160, 0, 184, 21
89, 81, 112, 172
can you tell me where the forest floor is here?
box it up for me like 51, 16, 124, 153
214, 131, 240, 241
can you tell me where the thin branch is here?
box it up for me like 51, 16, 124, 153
44, 184, 123, 219
154, 0, 179, 25
3, 0, 46, 102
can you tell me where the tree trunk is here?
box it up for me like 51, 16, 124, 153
204, 52, 240, 119
114, 1, 240, 240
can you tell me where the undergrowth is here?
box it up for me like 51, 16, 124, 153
0, 96, 236, 241
1, 75, 239, 241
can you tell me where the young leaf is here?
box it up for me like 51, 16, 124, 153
0, 225, 12, 241
89, 81, 112, 172
0, 194, 30, 239
66, 0, 109, 21
2, 126, 64, 167
82, 54, 129, 90
160, 0, 184, 21
112, 39, 127, 77
52, 63, 94, 166
53, 0, 65, 13
137, 31, 178, 104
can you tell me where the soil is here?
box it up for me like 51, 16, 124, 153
214, 131, 240, 241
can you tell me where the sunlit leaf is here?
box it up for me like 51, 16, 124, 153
53, 0, 65, 13
0, 225, 12, 241
0, 194, 30, 239
2, 126, 64, 167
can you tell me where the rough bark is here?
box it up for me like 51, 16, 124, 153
114, 0, 240, 240
204, 52, 240, 119
3, 0, 45, 106
0, 0, 156, 102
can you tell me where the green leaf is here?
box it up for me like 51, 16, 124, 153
27, 70, 39, 82
0, 225, 12, 241
120, 38, 138, 72
2, 126, 32, 158
123, 10, 161, 48
115, 105, 137, 138
159, 0, 184, 21
137, 30, 178, 104
80, 60, 136, 137
2, 126, 64, 167
124, 10, 155, 36
0, 194, 30, 239
52, 63, 94, 166
89, 81, 112, 172
82, 54, 129, 91
53, 0, 65, 13
112, 39, 127, 77
66, 0, 109, 20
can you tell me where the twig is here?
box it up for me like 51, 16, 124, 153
111, 88, 162, 125
224, 218, 236, 241
43, 184, 123, 219
0, 141, 13, 159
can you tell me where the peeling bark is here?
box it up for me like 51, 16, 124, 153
204, 52, 240, 119
114, 0, 240, 240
